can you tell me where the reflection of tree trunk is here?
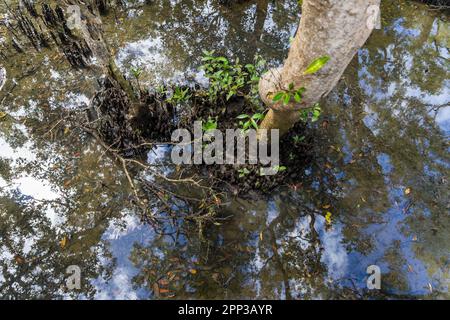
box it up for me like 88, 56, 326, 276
267, 226, 292, 300
254, 0, 269, 43
7, 1, 137, 105
258, 0, 380, 136
61, 0, 138, 103
339, 58, 390, 211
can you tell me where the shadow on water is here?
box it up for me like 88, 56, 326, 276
0, 0, 448, 299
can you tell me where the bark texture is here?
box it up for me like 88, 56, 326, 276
258, 0, 380, 136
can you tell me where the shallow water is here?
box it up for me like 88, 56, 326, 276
0, 0, 449, 299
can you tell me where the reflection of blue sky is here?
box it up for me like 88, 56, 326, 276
92, 214, 154, 300
318, 147, 447, 295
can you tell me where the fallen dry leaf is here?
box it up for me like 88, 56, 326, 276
14, 255, 25, 265
59, 236, 68, 249
189, 269, 197, 275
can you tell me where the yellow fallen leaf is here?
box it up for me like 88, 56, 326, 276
0, 111, 7, 119
325, 212, 332, 225
259, 231, 263, 241
64, 127, 70, 135
189, 269, 197, 275
59, 236, 67, 249
405, 188, 411, 195
322, 204, 331, 209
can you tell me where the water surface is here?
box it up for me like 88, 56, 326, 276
0, 0, 448, 299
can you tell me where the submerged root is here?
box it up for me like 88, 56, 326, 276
94, 82, 315, 193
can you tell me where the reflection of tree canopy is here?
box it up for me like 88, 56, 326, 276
128, 193, 334, 299
317, 0, 449, 296
104, 0, 299, 75
0, 190, 116, 299
0, 0, 448, 299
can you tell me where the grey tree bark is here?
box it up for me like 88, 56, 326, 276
258, 0, 380, 136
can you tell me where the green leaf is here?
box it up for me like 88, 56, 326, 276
202, 50, 215, 56
272, 92, 284, 102
217, 57, 228, 63
252, 113, 265, 120
312, 107, 321, 122
294, 92, 302, 103
304, 56, 330, 75
202, 117, 218, 131
273, 165, 287, 173
288, 82, 294, 91
237, 114, 250, 119
251, 118, 258, 129
296, 87, 306, 95
245, 64, 255, 71
299, 110, 309, 121
283, 93, 291, 105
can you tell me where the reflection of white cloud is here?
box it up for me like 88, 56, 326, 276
95, 267, 139, 300
14, 176, 60, 200
93, 213, 155, 300
287, 215, 312, 250
0, 66, 6, 91
316, 217, 349, 280
145, 145, 173, 179
435, 106, 450, 128
103, 213, 141, 240
242, 5, 257, 33
147, 145, 169, 164
116, 36, 167, 77
0, 137, 36, 162
9, 176, 65, 226
64, 93, 90, 109
0, 133, 65, 226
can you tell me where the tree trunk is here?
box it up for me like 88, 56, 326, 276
258, 0, 380, 136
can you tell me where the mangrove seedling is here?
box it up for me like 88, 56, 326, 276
168, 86, 191, 104
238, 168, 251, 178
237, 112, 265, 132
